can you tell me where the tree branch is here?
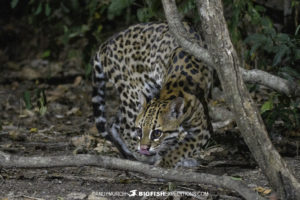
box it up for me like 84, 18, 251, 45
0, 151, 264, 200
241, 68, 300, 97
162, 0, 214, 67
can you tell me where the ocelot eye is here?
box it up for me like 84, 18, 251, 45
151, 129, 162, 140
135, 127, 142, 138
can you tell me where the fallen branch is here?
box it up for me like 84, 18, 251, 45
0, 151, 263, 200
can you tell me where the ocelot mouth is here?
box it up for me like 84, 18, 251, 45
139, 148, 156, 156
139, 149, 151, 155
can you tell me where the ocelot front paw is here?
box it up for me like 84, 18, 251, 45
155, 157, 177, 168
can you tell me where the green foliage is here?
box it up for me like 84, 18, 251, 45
85, 63, 93, 79
261, 94, 300, 131
225, 0, 299, 69
138, 0, 164, 22
230, 176, 243, 181
107, 0, 134, 20
23, 90, 32, 110
241, 7, 299, 131
11, 0, 19, 8
106, 0, 164, 22
41, 50, 51, 59
23, 89, 47, 115
261, 98, 274, 114
36, 89, 47, 116
179, 0, 196, 14
10, 0, 108, 77
9, 0, 198, 75
9, 0, 167, 77
224, 0, 265, 44
224, 0, 300, 132
295, 24, 300, 36
278, 66, 300, 81
244, 20, 299, 67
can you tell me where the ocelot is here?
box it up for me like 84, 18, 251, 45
92, 22, 213, 167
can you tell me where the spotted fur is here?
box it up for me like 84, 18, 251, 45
92, 22, 213, 167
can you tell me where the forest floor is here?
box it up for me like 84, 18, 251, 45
0, 59, 300, 200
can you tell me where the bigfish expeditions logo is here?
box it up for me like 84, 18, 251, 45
92, 190, 209, 198
127, 190, 209, 197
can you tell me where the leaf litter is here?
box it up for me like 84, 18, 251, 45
0, 61, 299, 200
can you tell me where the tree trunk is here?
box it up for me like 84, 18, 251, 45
161, 0, 300, 199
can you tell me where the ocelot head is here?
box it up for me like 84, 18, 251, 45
135, 96, 186, 156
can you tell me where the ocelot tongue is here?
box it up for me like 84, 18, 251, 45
140, 145, 151, 155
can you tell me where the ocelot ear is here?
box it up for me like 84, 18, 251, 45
168, 97, 185, 119
138, 93, 147, 111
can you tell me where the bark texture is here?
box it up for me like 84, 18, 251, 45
161, 0, 300, 199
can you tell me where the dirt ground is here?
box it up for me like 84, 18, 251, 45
0, 60, 300, 200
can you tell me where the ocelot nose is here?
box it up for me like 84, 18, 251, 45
140, 144, 149, 150
139, 144, 151, 155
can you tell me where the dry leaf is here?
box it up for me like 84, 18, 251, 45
89, 125, 98, 136
71, 135, 97, 149
19, 67, 42, 80
29, 127, 38, 133
263, 189, 272, 195
289, 130, 300, 137
67, 107, 81, 116
9, 130, 26, 141
47, 85, 68, 102
19, 109, 36, 118
254, 186, 272, 195
73, 76, 82, 87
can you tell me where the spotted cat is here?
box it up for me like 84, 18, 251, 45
92, 22, 213, 167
